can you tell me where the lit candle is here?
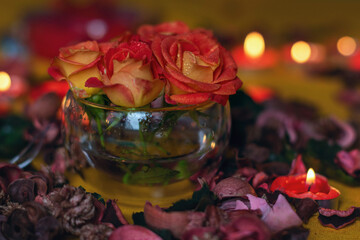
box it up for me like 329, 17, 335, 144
270, 168, 340, 208
231, 31, 278, 70
0, 72, 11, 92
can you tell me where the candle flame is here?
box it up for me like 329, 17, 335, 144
306, 168, 315, 185
0, 72, 11, 92
244, 32, 265, 59
291, 41, 311, 63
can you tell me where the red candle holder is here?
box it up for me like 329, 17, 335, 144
270, 171, 340, 209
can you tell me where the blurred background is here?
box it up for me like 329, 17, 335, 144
1, 0, 360, 157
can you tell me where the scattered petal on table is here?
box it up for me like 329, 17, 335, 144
318, 207, 360, 229
109, 225, 162, 240
144, 202, 205, 239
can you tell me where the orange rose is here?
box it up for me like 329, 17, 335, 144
48, 41, 109, 98
86, 39, 164, 108
151, 26, 242, 105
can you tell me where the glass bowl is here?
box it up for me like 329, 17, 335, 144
63, 91, 231, 216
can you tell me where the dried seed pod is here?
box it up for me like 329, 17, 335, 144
8, 179, 35, 203
213, 177, 256, 199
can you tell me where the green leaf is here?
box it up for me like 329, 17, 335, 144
125, 166, 180, 185
166, 184, 217, 212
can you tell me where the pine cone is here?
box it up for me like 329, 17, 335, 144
41, 185, 96, 235
79, 224, 113, 240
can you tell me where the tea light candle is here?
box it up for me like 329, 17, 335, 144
270, 168, 340, 209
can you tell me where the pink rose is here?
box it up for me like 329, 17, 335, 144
150, 24, 242, 105
86, 38, 165, 107
48, 41, 111, 98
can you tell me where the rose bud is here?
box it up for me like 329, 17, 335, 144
86, 39, 164, 108
151, 25, 242, 105
8, 178, 35, 203
48, 41, 111, 98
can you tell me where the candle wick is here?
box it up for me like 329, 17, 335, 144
308, 184, 312, 192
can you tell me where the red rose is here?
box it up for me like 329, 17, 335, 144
151, 26, 242, 105
137, 21, 190, 42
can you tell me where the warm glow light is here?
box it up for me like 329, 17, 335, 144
244, 32, 265, 59
211, 141, 216, 149
306, 168, 316, 185
337, 36, 357, 56
291, 41, 311, 63
0, 72, 11, 92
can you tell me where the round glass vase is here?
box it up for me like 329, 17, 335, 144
63, 91, 231, 218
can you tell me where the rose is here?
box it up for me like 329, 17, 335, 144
150, 24, 242, 105
86, 38, 165, 108
48, 41, 112, 98
137, 21, 190, 42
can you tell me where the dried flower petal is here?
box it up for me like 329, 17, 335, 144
272, 226, 309, 240
220, 213, 271, 240
0, 163, 22, 192
288, 154, 307, 175
29, 175, 49, 197
22, 201, 48, 225
318, 207, 360, 229
252, 172, 268, 189
213, 177, 256, 199
101, 200, 128, 227
181, 227, 218, 240
8, 179, 35, 203
335, 150, 360, 178
144, 202, 205, 238
35, 216, 62, 240
262, 194, 302, 233
109, 225, 162, 240
2, 209, 34, 240
205, 205, 227, 228
292, 198, 319, 223
80, 223, 113, 240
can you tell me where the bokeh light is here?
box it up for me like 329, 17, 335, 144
244, 32, 265, 59
291, 41, 311, 63
337, 36, 357, 56
0, 72, 11, 92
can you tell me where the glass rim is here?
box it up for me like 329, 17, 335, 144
70, 91, 217, 112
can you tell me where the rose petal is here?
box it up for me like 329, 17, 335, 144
144, 202, 205, 239
292, 198, 319, 223
220, 213, 271, 240
289, 154, 307, 175
102, 200, 128, 227
109, 225, 162, 240
85, 77, 104, 88
335, 150, 360, 177
318, 207, 360, 229
262, 194, 302, 233
182, 227, 217, 240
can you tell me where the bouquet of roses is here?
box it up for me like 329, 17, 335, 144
48, 21, 242, 108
